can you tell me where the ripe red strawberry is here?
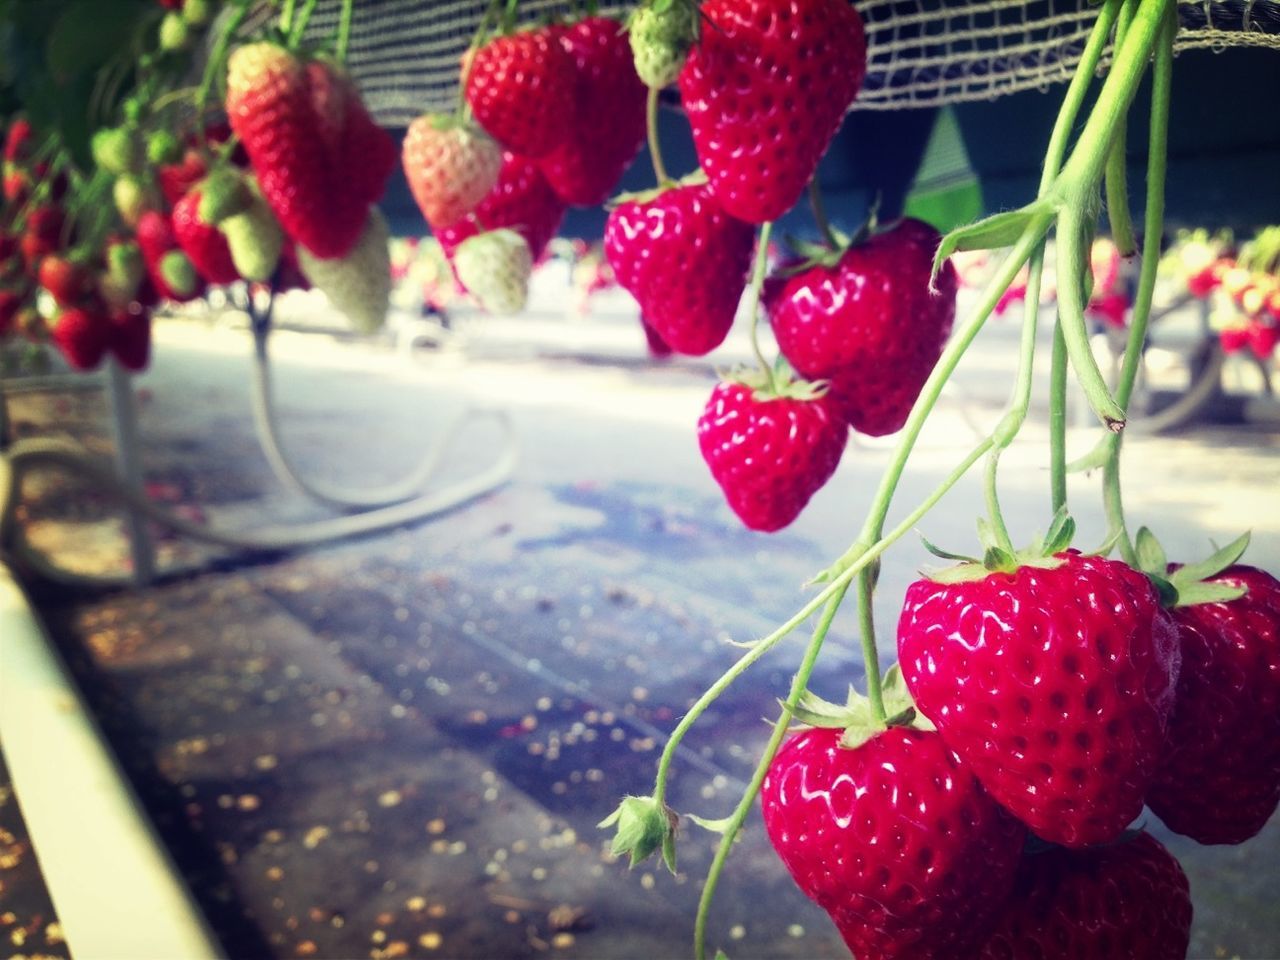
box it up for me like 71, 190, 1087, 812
677, 0, 866, 223
4, 117, 34, 164
766, 218, 957, 436
226, 43, 365, 260
978, 833, 1192, 959
763, 726, 1026, 959
172, 190, 240, 284
3, 164, 32, 205
136, 210, 204, 302
51, 307, 110, 371
37, 255, 91, 307
697, 375, 847, 531
1147, 564, 1280, 845
158, 149, 208, 206
464, 29, 575, 159
402, 113, 502, 230
641, 317, 673, 358
604, 179, 755, 356
107, 307, 152, 372
897, 552, 1181, 848
305, 58, 397, 212
536, 16, 647, 207
437, 152, 565, 262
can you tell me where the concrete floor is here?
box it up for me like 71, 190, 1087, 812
4, 292, 1279, 959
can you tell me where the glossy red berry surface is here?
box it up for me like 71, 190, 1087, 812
465, 30, 575, 159
762, 726, 1025, 960
897, 552, 1181, 847
979, 832, 1192, 960
604, 181, 755, 356
1147, 564, 1280, 845
766, 218, 957, 437
696, 380, 847, 532
678, 0, 866, 223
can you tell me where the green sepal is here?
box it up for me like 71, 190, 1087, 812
1085, 526, 1125, 558
722, 363, 830, 404
146, 130, 182, 167
918, 533, 978, 564
159, 250, 197, 296
687, 812, 736, 835
1168, 531, 1250, 588
610, 169, 708, 208
1042, 507, 1076, 556
933, 202, 1052, 278
715, 952, 731, 960
598, 795, 677, 871
1146, 573, 1180, 608
882, 664, 933, 731
1135, 526, 1169, 576
1172, 581, 1247, 607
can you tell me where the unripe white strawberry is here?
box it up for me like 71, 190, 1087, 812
453, 228, 532, 316
629, 1, 697, 88
296, 208, 391, 334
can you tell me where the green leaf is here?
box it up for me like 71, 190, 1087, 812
661, 828, 677, 874
1169, 531, 1251, 587
837, 714, 890, 751
46, 0, 150, 83
1172, 581, 1247, 607
934, 202, 1051, 275
1135, 527, 1168, 576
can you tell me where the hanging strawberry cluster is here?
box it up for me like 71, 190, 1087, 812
594, 3, 1280, 959
0, 0, 402, 376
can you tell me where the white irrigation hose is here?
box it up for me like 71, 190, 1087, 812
0, 418, 517, 588
249, 325, 469, 510
0, 565, 223, 959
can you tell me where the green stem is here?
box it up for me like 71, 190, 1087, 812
1104, 2, 1138, 255
197, 2, 250, 120
747, 221, 776, 386
289, 0, 320, 45
694, 583, 849, 960
646, 86, 670, 186
1057, 198, 1128, 429
1101, 3, 1175, 566
335, 0, 354, 63
1055, 0, 1170, 196
856, 566, 882, 720
503, 0, 519, 31
648, 434, 995, 811
278, 0, 295, 34
456, 5, 499, 119
809, 178, 837, 248
1049, 321, 1070, 512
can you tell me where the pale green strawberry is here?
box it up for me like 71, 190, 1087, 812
453, 228, 533, 316
92, 127, 142, 176
159, 10, 191, 51
198, 168, 253, 224
182, 0, 211, 28
628, 1, 697, 89
296, 208, 391, 334
99, 242, 145, 310
221, 196, 283, 282
146, 130, 183, 166
159, 250, 199, 298
113, 174, 159, 227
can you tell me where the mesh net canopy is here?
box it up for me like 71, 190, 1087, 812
292, 1, 1280, 125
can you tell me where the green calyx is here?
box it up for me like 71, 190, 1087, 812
775, 201, 885, 278
1134, 527, 1251, 608
724, 361, 830, 405
146, 130, 183, 167
922, 508, 1076, 584
598, 794, 678, 873
785, 665, 931, 751
159, 10, 192, 51
610, 168, 707, 209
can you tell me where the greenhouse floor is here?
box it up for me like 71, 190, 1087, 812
3, 304, 1280, 959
